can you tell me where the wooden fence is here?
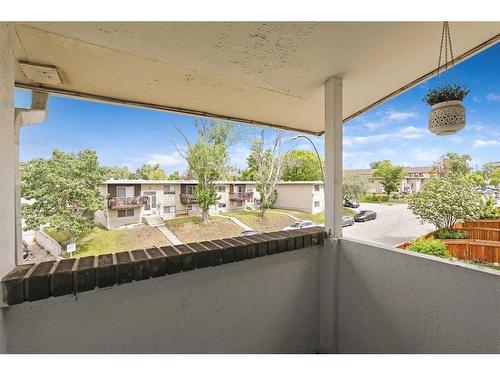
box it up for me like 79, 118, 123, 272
396, 219, 500, 263
455, 220, 500, 229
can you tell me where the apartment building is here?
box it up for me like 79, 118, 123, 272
274, 182, 325, 214
95, 180, 259, 229
346, 166, 433, 194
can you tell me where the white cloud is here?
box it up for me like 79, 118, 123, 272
147, 152, 185, 167
472, 139, 499, 148
345, 126, 427, 145
486, 92, 500, 103
363, 121, 386, 131
448, 136, 464, 144
409, 148, 442, 164
385, 111, 418, 122
230, 145, 251, 169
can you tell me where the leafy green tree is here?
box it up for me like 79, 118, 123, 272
408, 174, 483, 229
343, 172, 368, 201
466, 171, 485, 187
479, 195, 499, 219
432, 152, 472, 177
370, 160, 405, 195
179, 120, 234, 224
21, 149, 105, 241
480, 161, 499, 180
102, 165, 135, 180
282, 150, 323, 181
488, 168, 500, 186
135, 163, 167, 180
167, 171, 181, 180
248, 130, 285, 218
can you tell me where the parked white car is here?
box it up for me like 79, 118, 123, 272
283, 220, 317, 231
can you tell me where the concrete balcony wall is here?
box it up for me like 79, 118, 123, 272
0, 247, 319, 353
337, 238, 500, 353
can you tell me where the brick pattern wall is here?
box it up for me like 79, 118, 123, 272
2, 227, 326, 305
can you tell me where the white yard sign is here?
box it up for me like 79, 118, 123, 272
66, 243, 77, 254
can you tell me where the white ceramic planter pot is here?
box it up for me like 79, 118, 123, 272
428, 100, 465, 135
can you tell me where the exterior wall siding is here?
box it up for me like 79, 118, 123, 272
274, 184, 315, 213
1, 247, 320, 353
107, 207, 142, 228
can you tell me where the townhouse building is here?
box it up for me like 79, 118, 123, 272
346, 166, 433, 194
95, 180, 259, 229
274, 182, 325, 214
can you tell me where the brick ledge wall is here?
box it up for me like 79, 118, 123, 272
2, 227, 326, 306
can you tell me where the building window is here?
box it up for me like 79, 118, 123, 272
117, 186, 134, 197
118, 208, 134, 218
217, 185, 226, 192
186, 204, 193, 211
117, 186, 126, 197
314, 201, 320, 208
164, 206, 175, 214
186, 185, 195, 195
218, 202, 226, 208
314, 184, 320, 191
246, 187, 253, 192
236, 200, 243, 207
164, 185, 175, 194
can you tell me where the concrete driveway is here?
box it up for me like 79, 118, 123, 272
343, 203, 435, 247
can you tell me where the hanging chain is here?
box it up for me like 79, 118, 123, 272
437, 21, 455, 75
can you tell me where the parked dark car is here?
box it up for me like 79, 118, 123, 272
344, 199, 360, 208
342, 216, 355, 227
354, 210, 377, 222
240, 230, 263, 237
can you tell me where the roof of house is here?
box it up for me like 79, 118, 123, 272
345, 166, 433, 175
102, 179, 324, 185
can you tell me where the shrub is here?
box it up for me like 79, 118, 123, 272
480, 195, 500, 219
423, 84, 470, 106
406, 237, 451, 258
435, 229, 469, 240
390, 191, 403, 200
361, 193, 389, 203
408, 174, 483, 229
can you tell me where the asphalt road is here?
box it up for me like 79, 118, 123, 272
342, 203, 435, 247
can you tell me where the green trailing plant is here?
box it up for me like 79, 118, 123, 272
435, 229, 469, 240
423, 84, 470, 106
406, 237, 451, 258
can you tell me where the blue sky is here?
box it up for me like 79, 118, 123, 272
18, 43, 499, 174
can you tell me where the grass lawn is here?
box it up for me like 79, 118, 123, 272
270, 208, 357, 225
222, 210, 295, 232
165, 215, 242, 243
46, 225, 171, 258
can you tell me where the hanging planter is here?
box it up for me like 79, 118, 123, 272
424, 84, 469, 135
424, 22, 470, 136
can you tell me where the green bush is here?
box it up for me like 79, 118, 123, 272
480, 196, 500, 219
435, 229, 469, 239
406, 236, 451, 258
390, 191, 403, 200
361, 193, 389, 203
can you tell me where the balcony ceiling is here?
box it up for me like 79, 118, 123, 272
13, 22, 499, 134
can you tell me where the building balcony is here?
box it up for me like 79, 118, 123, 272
180, 193, 198, 204
107, 196, 146, 209
229, 192, 253, 201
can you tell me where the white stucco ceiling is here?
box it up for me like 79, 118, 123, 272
13, 22, 500, 134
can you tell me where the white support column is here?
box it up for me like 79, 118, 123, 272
0, 23, 17, 280
318, 76, 343, 354
324, 76, 343, 237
